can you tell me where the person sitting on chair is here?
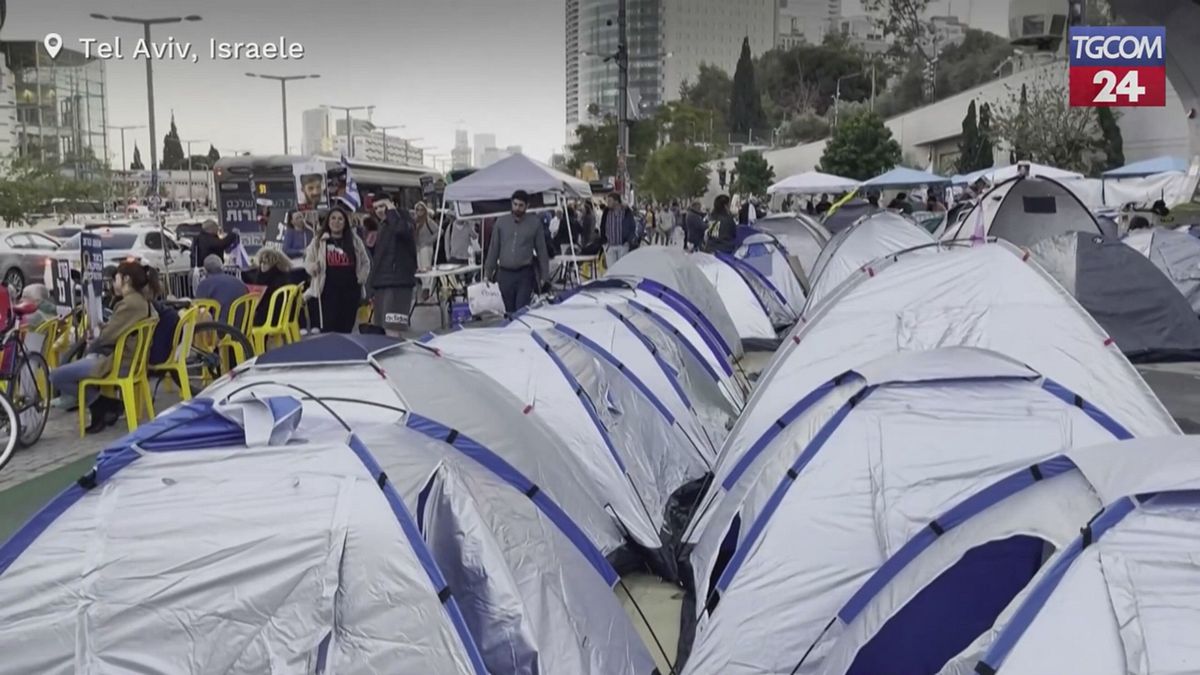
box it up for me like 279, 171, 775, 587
49, 261, 158, 433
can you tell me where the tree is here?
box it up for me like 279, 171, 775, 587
639, 143, 712, 203
1093, 107, 1124, 174
955, 100, 980, 174
566, 114, 657, 179
992, 80, 1102, 173
731, 150, 775, 197
655, 101, 717, 146
977, 102, 995, 170
818, 108, 902, 180
778, 111, 831, 147
754, 38, 876, 123
160, 113, 185, 170
680, 63, 733, 143
130, 144, 145, 170
207, 145, 221, 164
729, 38, 767, 141
863, 0, 935, 63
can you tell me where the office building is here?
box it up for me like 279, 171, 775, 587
837, 14, 889, 55
0, 39, 108, 178
925, 15, 969, 56
301, 107, 333, 156
778, 0, 841, 47
567, 0, 777, 142
451, 129, 471, 169
473, 133, 496, 168
0, 52, 17, 161
302, 107, 422, 165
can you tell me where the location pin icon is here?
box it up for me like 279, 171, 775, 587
44, 33, 63, 59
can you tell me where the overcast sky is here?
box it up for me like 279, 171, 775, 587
7, 0, 1010, 169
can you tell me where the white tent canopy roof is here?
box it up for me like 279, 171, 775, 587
443, 153, 591, 202
768, 170, 860, 195
805, 211, 936, 312
965, 163, 1084, 185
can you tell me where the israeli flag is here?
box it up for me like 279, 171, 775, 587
337, 154, 362, 211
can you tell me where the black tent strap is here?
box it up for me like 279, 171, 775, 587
525, 484, 540, 498
444, 429, 459, 445
1030, 464, 1043, 481
376, 472, 389, 489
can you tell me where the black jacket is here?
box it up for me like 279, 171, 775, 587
705, 213, 738, 254
191, 230, 239, 267
368, 209, 418, 290
684, 208, 707, 250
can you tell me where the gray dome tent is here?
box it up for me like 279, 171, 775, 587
1031, 232, 1200, 363
944, 176, 1115, 247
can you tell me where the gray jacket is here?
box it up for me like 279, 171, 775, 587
484, 213, 550, 282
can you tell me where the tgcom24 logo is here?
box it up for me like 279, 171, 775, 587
1068, 26, 1166, 108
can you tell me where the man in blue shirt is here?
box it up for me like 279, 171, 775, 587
194, 255, 248, 323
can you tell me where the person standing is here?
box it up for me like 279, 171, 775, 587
484, 190, 550, 314
445, 218, 478, 264
600, 192, 636, 267
705, 194, 738, 254
815, 194, 832, 215
684, 200, 708, 252
190, 219, 239, 268
414, 201, 439, 302
305, 207, 371, 334
368, 198, 419, 337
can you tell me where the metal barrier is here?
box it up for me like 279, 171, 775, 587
164, 265, 243, 299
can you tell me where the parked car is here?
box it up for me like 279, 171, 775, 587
0, 229, 63, 296
52, 227, 192, 276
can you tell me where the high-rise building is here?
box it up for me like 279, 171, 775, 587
567, 0, 777, 140
0, 40, 108, 178
451, 129, 472, 169
837, 15, 889, 54
473, 133, 496, 168
0, 52, 18, 162
566, 0, 582, 144
301, 107, 332, 156
778, 0, 841, 47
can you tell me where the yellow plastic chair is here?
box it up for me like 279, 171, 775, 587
249, 285, 299, 354
288, 283, 306, 343
148, 307, 199, 401
77, 318, 157, 437
190, 298, 221, 324
29, 317, 63, 368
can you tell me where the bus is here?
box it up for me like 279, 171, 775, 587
213, 155, 434, 251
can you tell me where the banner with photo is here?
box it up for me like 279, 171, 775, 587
293, 161, 328, 212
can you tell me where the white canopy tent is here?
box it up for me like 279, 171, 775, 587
768, 170, 860, 195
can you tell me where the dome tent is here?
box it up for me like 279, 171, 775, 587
0, 397, 488, 675
430, 326, 709, 575
691, 252, 779, 349
938, 436, 1200, 675
203, 335, 637, 571
606, 245, 743, 360
1124, 227, 1200, 314
715, 251, 799, 329
943, 176, 1112, 247
691, 243, 1180, 559
805, 211, 936, 312
734, 232, 807, 314
558, 280, 746, 409
681, 348, 1135, 675
1031, 232, 1200, 362
752, 213, 831, 287
799, 435, 1200, 675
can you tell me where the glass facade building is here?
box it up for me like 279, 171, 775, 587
1, 40, 108, 178
576, 0, 664, 123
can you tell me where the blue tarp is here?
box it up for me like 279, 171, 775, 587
862, 167, 951, 189
255, 333, 403, 365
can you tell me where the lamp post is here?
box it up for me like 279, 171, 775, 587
90, 12, 202, 202
109, 124, 145, 172
328, 105, 374, 159
245, 73, 320, 153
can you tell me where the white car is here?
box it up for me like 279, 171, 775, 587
51, 226, 192, 275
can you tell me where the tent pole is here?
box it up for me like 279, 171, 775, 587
562, 192, 580, 286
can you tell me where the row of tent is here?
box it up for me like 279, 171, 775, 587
0, 230, 823, 673
673, 176, 1200, 673
677, 227, 1200, 673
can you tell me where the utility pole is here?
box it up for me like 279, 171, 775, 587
110, 124, 144, 172
616, 0, 629, 200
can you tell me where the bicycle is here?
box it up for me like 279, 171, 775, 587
0, 302, 52, 473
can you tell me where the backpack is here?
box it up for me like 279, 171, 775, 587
149, 300, 180, 365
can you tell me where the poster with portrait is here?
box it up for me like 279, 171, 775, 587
293, 161, 328, 211
80, 232, 104, 340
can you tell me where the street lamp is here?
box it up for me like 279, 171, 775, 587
181, 138, 207, 209
245, 73, 320, 153
90, 13, 202, 203
327, 105, 374, 159
109, 124, 145, 172
834, 72, 861, 128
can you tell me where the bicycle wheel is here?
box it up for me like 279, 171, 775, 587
0, 391, 20, 473
13, 351, 50, 448
189, 322, 255, 386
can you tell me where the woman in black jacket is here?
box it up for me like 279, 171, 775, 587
704, 194, 738, 254
248, 248, 293, 327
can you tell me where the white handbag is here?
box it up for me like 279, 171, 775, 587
467, 281, 506, 316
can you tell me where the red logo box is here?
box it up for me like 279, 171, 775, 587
1069, 66, 1166, 107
